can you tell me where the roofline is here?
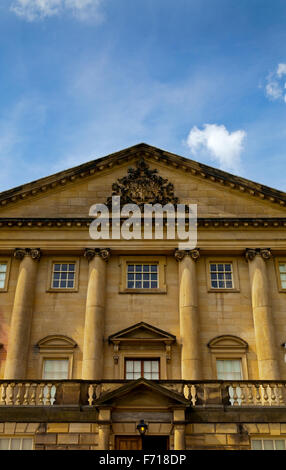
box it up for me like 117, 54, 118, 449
0, 143, 285, 209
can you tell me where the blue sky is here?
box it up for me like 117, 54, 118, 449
0, 0, 286, 191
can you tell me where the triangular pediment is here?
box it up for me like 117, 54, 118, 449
0, 143, 286, 220
109, 322, 176, 345
95, 378, 188, 408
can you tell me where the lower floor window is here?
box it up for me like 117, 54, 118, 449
216, 359, 242, 380
125, 359, 160, 380
252, 439, 286, 450
0, 438, 33, 450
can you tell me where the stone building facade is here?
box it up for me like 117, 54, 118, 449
0, 143, 286, 450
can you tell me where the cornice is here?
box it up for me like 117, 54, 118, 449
0, 217, 286, 229
0, 143, 285, 209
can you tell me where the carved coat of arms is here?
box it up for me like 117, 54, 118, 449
106, 159, 179, 209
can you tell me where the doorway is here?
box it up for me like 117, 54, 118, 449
115, 436, 169, 451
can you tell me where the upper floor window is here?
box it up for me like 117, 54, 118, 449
210, 263, 233, 289
252, 439, 286, 450
119, 256, 167, 294
127, 264, 158, 289
0, 263, 7, 289
52, 263, 75, 289
125, 359, 160, 380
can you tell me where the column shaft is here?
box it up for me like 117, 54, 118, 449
174, 425, 186, 450
177, 250, 201, 380
5, 250, 40, 379
247, 250, 279, 379
82, 250, 109, 380
98, 424, 110, 450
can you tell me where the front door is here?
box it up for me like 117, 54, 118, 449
115, 436, 142, 450
115, 436, 169, 450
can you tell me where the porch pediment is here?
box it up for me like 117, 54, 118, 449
94, 378, 188, 408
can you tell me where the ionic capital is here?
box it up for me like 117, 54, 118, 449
245, 248, 272, 262
14, 248, 41, 261
174, 248, 200, 262
84, 248, 111, 262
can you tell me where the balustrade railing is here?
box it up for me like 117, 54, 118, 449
0, 382, 58, 406
0, 380, 286, 407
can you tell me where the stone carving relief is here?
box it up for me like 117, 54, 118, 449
106, 158, 179, 209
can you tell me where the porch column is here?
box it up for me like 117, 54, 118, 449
173, 408, 186, 450
4, 248, 41, 379
82, 248, 110, 380
97, 407, 111, 450
245, 248, 279, 379
175, 249, 201, 380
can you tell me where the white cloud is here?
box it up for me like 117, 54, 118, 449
277, 63, 286, 77
265, 81, 283, 100
265, 63, 286, 103
186, 124, 246, 173
10, 0, 103, 22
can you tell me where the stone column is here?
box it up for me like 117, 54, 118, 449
98, 424, 111, 450
174, 425, 186, 450
4, 248, 41, 379
97, 407, 111, 450
82, 248, 110, 380
173, 408, 186, 450
175, 249, 201, 380
245, 248, 279, 379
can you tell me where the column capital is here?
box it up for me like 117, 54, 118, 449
174, 248, 200, 262
245, 248, 272, 262
84, 248, 111, 262
14, 248, 41, 261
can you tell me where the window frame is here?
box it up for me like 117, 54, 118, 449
251, 438, 286, 450
275, 258, 286, 293
119, 256, 167, 294
216, 358, 243, 381
46, 258, 80, 293
0, 436, 34, 450
208, 336, 249, 380
124, 358, 161, 380
0, 258, 11, 293
37, 335, 77, 379
205, 257, 240, 293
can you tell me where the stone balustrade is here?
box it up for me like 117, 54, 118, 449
1, 380, 286, 407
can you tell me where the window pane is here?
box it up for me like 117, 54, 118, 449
22, 439, 33, 450
252, 440, 262, 450
216, 360, 242, 380
126, 361, 133, 372
0, 263, 7, 273
264, 440, 274, 450
11, 439, 21, 450
0, 439, 10, 450
43, 359, 69, 379
275, 440, 286, 450
52, 263, 75, 289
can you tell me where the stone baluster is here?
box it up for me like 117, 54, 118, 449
175, 249, 201, 380
4, 249, 41, 380
245, 249, 279, 380
82, 248, 111, 380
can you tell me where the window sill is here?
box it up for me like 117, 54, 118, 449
46, 288, 79, 293
119, 288, 167, 294
208, 288, 240, 293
